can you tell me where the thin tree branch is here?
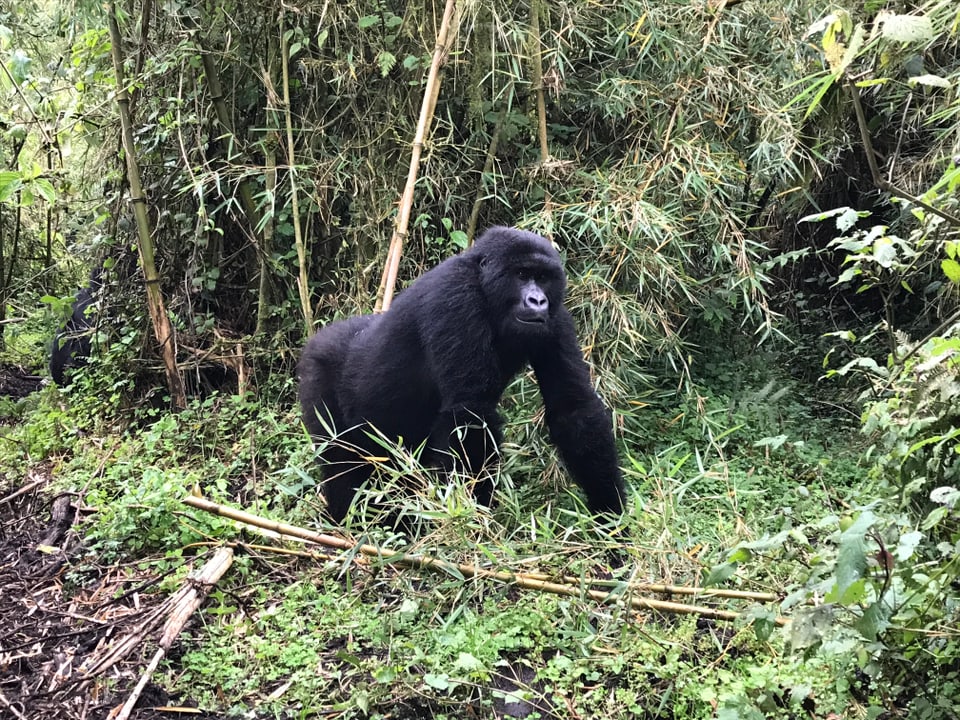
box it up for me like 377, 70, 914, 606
846, 77, 960, 227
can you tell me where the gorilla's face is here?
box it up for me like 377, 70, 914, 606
476, 233, 566, 344
511, 266, 559, 335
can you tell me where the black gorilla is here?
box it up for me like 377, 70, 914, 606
50, 275, 100, 386
298, 226, 625, 523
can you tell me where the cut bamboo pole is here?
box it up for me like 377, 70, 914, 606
520, 571, 780, 603
109, 548, 234, 720
376, 0, 458, 313
79, 549, 233, 680
183, 495, 788, 626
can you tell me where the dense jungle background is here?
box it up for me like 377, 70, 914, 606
1, 0, 959, 718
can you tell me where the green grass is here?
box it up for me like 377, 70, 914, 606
1, 350, 870, 719
162, 560, 855, 719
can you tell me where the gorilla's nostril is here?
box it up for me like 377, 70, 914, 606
526, 293, 547, 309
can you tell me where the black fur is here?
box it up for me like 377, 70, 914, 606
298, 226, 625, 523
50, 276, 100, 386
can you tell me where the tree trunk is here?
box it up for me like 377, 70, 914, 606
108, 2, 186, 408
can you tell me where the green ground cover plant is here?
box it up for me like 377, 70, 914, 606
1, 0, 958, 717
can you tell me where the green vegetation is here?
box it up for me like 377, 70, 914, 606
2, 0, 959, 718
4, 360, 877, 719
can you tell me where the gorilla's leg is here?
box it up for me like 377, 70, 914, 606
320, 446, 374, 523
427, 405, 503, 507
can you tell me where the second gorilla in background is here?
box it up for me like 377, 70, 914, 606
298, 226, 625, 524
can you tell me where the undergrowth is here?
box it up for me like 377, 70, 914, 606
0, 339, 884, 719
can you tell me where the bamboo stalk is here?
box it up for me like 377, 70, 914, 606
78, 549, 233, 681
376, 0, 458, 313
466, 106, 507, 245
183, 496, 788, 626
258, 49, 281, 338
196, 34, 266, 316
280, 9, 314, 334
107, 3, 186, 408
199, 45, 263, 242
528, 0, 553, 225
529, 0, 550, 164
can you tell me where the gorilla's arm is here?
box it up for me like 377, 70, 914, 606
531, 310, 625, 514
417, 267, 504, 475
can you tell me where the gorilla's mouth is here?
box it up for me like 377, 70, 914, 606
516, 315, 546, 325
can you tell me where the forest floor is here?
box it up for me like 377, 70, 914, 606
0, 470, 220, 720
0, 476, 560, 720
0, 352, 870, 720
0, 364, 215, 719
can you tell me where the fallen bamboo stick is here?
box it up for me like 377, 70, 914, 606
77, 550, 230, 682
521, 571, 780, 603
193, 538, 778, 603
183, 496, 788, 626
184, 540, 338, 562
109, 547, 234, 720
0, 690, 27, 720
0, 477, 45, 505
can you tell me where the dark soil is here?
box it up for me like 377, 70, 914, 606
0, 365, 42, 401
0, 363, 236, 719
0, 471, 217, 719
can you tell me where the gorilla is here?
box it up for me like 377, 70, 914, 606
50, 275, 100, 386
298, 226, 625, 524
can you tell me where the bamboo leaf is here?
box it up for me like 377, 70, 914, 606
878, 13, 934, 43
942, 259, 960, 284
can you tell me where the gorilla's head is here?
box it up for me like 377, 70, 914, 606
473, 227, 567, 343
